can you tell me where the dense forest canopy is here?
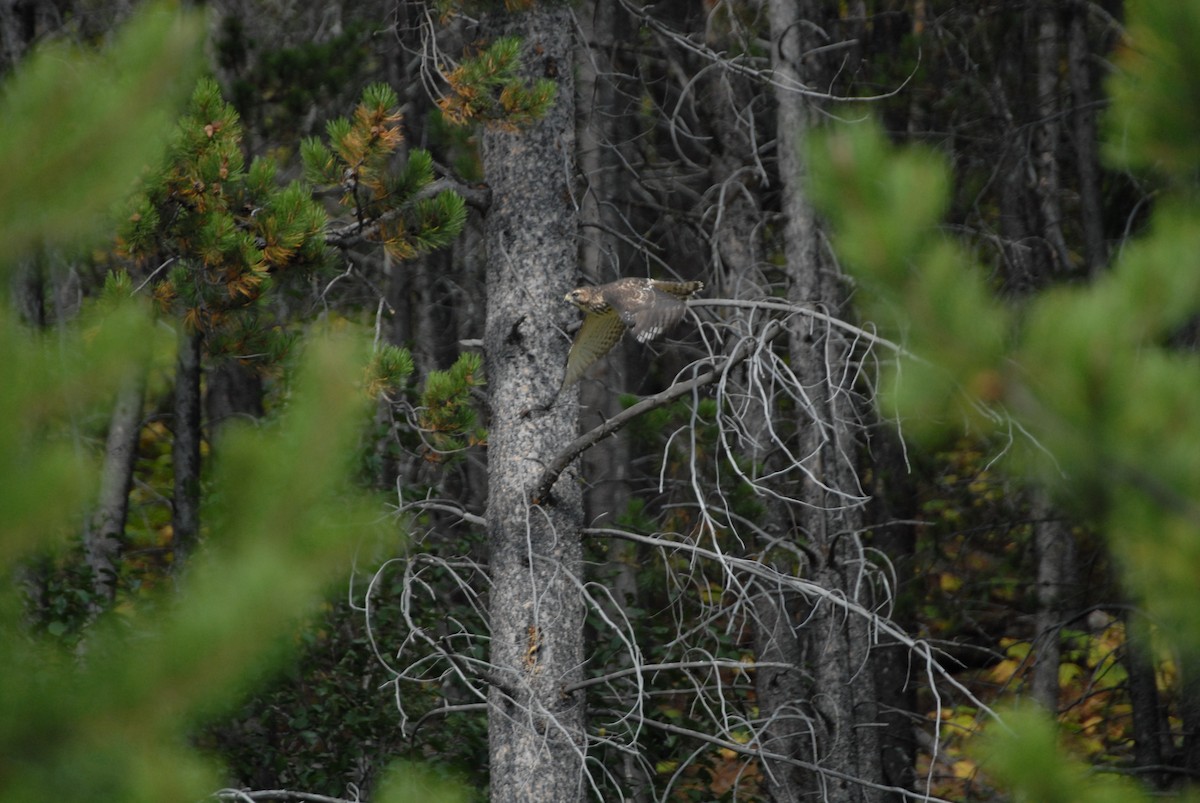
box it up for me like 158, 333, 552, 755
2, 1, 1200, 802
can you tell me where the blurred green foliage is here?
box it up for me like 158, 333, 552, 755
0, 7, 465, 802
808, 0, 1200, 798
0, 3, 203, 257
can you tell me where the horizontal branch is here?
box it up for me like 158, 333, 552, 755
406, 702, 489, 740
213, 789, 357, 803
324, 177, 490, 250
565, 659, 794, 693
529, 320, 784, 505
691, 297, 911, 358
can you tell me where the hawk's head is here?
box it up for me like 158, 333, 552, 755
565, 286, 606, 312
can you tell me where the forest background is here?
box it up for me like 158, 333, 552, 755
3, 0, 1200, 802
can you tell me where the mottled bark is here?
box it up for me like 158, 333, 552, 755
480, 7, 586, 801
172, 328, 203, 569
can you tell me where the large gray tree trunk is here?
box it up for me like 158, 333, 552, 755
479, 7, 587, 801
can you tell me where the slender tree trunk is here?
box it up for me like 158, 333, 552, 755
1035, 3, 1072, 274
867, 431, 918, 799
85, 372, 145, 610
697, 44, 815, 799
479, 8, 587, 801
1124, 612, 1167, 789
205, 359, 263, 438
172, 328, 203, 568
1067, 1, 1107, 275
576, 5, 645, 792
768, 0, 882, 799
1030, 494, 1075, 712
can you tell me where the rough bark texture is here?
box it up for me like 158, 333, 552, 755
85, 373, 145, 610
172, 328, 203, 568
480, 8, 587, 801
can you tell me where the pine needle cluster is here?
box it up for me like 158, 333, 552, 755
418, 352, 485, 459
436, 36, 556, 128
302, 83, 467, 260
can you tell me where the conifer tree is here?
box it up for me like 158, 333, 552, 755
116, 78, 471, 568
120, 77, 328, 358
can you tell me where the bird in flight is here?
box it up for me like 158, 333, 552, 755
563, 277, 704, 385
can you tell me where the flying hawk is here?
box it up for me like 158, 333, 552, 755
563, 277, 704, 385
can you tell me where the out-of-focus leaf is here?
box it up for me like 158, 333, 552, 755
0, 3, 203, 259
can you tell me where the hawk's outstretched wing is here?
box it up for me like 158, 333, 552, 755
563, 307, 625, 386
563, 278, 703, 386
610, 288, 690, 343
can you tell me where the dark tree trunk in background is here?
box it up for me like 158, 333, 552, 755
867, 431, 919, 799
769, 0, 883, 798
1124, 613, 1167, 789
205, 359, 263, 438
1030, 494, 1076, 712
479, 7, 587, 800
172, 328, 203, 569
1034, 3, 1071, 275
1067, 1, 1107, 275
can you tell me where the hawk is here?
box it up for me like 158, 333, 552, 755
563, 277, 704, 386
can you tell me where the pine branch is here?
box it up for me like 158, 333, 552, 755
323, 177, 489, 250
529, 318, 784, 505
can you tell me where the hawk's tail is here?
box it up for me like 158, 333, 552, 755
655, 280, 704, 299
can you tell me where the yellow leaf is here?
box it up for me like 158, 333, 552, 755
987, 658, 1021, 684
951, 759, 977, 779
939, 572, 962, 592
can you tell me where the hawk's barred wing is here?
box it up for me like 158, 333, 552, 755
562, 278, 703, 385
623, 298, 688, 343
563, 308, 625, 386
